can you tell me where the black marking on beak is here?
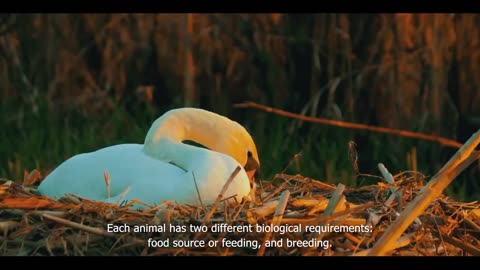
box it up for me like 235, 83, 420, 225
244, 151, 260, 183
244, 151, 260, 172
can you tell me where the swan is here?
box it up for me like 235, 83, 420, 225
38, 108, 260, 209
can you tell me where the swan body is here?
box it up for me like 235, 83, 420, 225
38, 108, 260, 209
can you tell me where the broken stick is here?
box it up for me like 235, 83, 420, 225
368, 129, 480, 256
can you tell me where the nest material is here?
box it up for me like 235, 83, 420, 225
1, 169, 479, 256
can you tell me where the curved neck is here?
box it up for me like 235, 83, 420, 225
145, 138, 206, 171
144, 108, 231, 157
144, 108, 253, 166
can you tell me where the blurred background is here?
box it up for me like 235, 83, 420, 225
0, 13, 479, 201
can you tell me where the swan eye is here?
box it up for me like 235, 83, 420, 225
247, 151, 253, 158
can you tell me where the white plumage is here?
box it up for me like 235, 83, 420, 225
38, 108, 260, 209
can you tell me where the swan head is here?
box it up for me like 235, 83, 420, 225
224, 124, 260, 181
144, 108, 261, 180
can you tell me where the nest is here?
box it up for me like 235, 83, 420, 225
1, 167, 479, 256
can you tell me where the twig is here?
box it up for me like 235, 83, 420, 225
262, 181, 289, 202
378, 163, 402, 211
308, 202, 374, 226
435, 233, 480, 256
309, 184, 346, 246
203, 166, 241, 223
193, 166, 241, 241
280, 151, 303, 175
232, 198, 248, 221
369, 129, 480, 255
322, 184, 346, 221
257, 190, 290, 256
234, 101, 474, 150
116, 186, 131, 206
274, 174, 336, 192
63, 194, 81, 204
0, 221, 20, 234
352, 233, 415, 256
0, 236, 39, 250
104, 171, 111, 199
192, 172, 205, 209
464, 218, 480, 232
249, 200, 279, 220
378, 163, 395, 185
31, 210, 67, 217
42, 213, 115, 238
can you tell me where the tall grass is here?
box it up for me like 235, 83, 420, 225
1, 14, 479, 201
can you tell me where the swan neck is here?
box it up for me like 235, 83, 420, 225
143, 108, 254, 169
144, 138, 202, 170
144, 109, 222, 152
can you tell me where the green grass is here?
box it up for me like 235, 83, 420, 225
0, 100, 150, 179
2, 98, 478, 203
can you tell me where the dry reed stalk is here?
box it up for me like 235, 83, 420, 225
23, 169, 42, 187
232, 198, 248, 221
274, 217, 366, 227
291, 198, 327, 208
321, 184, 346, 221
262, 181, 289, 202
192, 172, 205, 209
344, 232, 361, 246
306, 202, 374, 226
116, 186, 131, 205
2, 153, 479, 256
257, 189, 290, 256
0, 221, 20, 235
435, 233, 480, 256
30, 210, 67, 217
202, 166, 241, 223
65, 194, 82, 204
183, 13, 195, 107
464, 218, 480, 232
353, 233, 416, 256
369, 129, 480, 255
42, 213, 115, 238
103, 171, 111, 199
249, 200, 279, 221
191, 166, 242, 244
0, 196, 70, 209
469, 209, 480, 222
306, 198, 329, 215
411, 147, 417, 173
275, 173, 336, 192
378, 163, 402, 211
306, 184, 347, 250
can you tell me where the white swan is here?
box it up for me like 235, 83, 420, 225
38, 108, 260, 209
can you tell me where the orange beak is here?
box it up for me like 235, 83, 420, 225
246, 170, 256, 181
246, 170, 258, 204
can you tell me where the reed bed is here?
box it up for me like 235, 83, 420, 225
1, 167, 479, 256
3, 13, 480, 202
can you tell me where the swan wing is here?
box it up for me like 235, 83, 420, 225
186, 150, 252, 205
39, 144, 252, 209
39, 144, 187, 204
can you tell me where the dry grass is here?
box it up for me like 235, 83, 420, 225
1, 14, 479, 129
1, 170, 478, 256
2, 13, 480, 200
